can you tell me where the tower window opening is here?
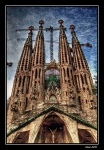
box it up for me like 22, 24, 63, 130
84, 74, 88, 85
16, 90, 19, 96
86, 99, 87, 104
35, 69, 37, 79
39, 68, 41, 78
21, 89, 23, 94
83, 87, 85, 91
87, 87, 89, 91
63, 68, 66, 78
26, 97, 28, 108
22, 76, 25, 87
67, 68, 69, 78
81, 74, 84, 84
26, 76, 30, 94
78, 96, 82, 111
74, 75, 77, 88
19, 76, 21, 87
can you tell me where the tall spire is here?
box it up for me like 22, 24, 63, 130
36, 20, 44, 39
58, 20, 77, 112
16, 26, 33, 73
70, 24, 90, 71
32, 20, 45, 66
58, 19, 66, 36
25, 26, 34, 48
70, 25, 79, 44
11, 27, 33, 97
70, 25, 96, 114
58, 19, 72, 65
31, 20, 45, 103
8, 26, 33, 121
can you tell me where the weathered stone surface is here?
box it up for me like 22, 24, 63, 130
7, 21, 97, 143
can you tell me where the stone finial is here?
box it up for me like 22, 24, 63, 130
58, 19, 64, 26
70, 25, 75, 31
28, 26, 34, 33
39, 20, 44, 26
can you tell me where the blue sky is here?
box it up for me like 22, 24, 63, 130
6, 6, 98, 99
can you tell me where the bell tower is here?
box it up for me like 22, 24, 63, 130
70, 25, 97, 125
7, 20, 97, 143
7, 26, 33, 127
58, 20, 78, 113
30, 20, 45, 105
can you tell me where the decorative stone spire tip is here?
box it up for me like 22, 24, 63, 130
28, 26, 34, 33
39, 20, 44, 27
70, 25, 75, 31
58, 19, 64, 26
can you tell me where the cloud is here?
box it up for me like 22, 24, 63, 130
6, 6, 98, 98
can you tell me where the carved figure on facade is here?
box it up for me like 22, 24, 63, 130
11, 97, 19, 112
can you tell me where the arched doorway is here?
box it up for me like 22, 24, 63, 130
34, 112, 73, 143
78, 129, 96, 143
13, 130, 30, 143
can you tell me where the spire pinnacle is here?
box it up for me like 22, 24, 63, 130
39, 20, 44, 27
28, 26, 34, 34
25, 26, 34, 46
70, 25, 75, 33
58, 19, 64, 26
69, 24, 78, 43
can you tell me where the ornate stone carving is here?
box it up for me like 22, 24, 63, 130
11, 103, 18, 112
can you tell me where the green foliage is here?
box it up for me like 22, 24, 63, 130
48, 74, 57, 81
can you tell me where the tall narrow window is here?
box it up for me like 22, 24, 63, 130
26, 76, 30, 94
81, 74, 84, 84
74, 75, 77, 88
19, 76, 21, 87
78, 96, 82, 111
25, 97, 28, 108
77, 75, 80, 89
84, 74, 87, 85
22, 76, 25, 87
35, 69, 37, 79
67, 68, 69, 78
39, 68, 41, 78
63, 68, 65, 77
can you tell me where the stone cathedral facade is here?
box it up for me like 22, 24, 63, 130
7, 20, 97, 144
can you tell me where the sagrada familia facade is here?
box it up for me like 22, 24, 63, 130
7, 20, 97, 144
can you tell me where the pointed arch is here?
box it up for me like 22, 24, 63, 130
34, 112, 73, 143
13, 131, 30, 143
78, 129, 96, 143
